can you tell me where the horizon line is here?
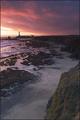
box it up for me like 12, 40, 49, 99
1, 34, 80, 38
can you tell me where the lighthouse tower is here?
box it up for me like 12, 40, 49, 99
18, 32, 20, 37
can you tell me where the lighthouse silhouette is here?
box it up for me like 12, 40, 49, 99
18, 32, 20, 37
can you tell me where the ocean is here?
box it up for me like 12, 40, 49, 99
0, 39, 78, 119
1, 40, 28, 58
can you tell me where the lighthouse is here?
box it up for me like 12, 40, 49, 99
18, 32, 20, 37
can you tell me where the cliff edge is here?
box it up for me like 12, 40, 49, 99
46, 64, 80, 120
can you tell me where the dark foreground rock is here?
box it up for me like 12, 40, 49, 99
22, 52, 54, 66
0, 68, 37, 89
46, 64, 80, 120
0, 56, 17, 66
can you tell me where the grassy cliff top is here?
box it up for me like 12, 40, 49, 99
46, 64, 80, 120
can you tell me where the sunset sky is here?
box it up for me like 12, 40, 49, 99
1, 0, 79, 37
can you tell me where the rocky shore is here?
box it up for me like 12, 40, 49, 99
1, 37, 80, 119
46, 64, 80, 120
0, 68, 38, 97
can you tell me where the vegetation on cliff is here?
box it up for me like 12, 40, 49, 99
46, 64, 80, 120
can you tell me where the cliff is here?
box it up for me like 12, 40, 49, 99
46, 64, 80, 120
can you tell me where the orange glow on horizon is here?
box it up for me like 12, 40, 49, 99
1, 26, 18, 37
0, 26, 45, 37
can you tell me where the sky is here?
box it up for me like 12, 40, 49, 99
1, 0, 79, 36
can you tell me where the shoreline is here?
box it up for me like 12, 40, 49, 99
0, 39, 79, 119
1, 54, 78, 119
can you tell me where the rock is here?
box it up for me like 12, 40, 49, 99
21, 60, 29, 65
27, 52, 53, 66
0, 68, 37, 89
46, 64, 80, 120
0, 56, 17, 66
